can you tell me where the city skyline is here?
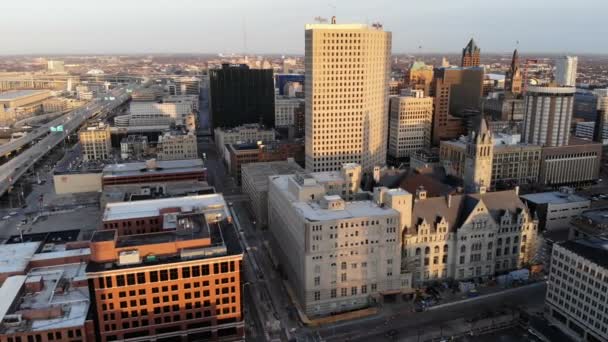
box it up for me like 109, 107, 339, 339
1, 0, 607, 55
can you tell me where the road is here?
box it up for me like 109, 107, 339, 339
0, 89, 131, 197
312, 282, 546, 342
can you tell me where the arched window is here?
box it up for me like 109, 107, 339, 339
522, 235, 527, 242
487, 242, 493, 249
514, 236, 519, 244
425, 247, 430, 255
497, 238, 503, 245
460, 245, 466, 253
434, 246, 440, 254
443, 244, 448, 253
415, 248, 421, 256
506, 237, 511, 244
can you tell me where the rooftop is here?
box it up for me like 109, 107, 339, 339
0, 263, 90, 334
560, 237, 608, 269
272, 175, 397, 221
0, 89, 50, 101
521, 189, 589, 205
580, 207, 608, 226
0, 242, 40, 275
102, 158, 205, 178
241, 160, 305, 191
103, 194, 230, 222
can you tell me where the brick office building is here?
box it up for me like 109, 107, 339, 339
88, 195, 244, 342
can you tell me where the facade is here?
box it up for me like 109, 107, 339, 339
440, 132, 541, 187
546, 238, 608, 342
80, 123, 112, 161
405, 61, 434, 95
129, 101, 194, 127
522, 85, 575, 147
305, 21, 391, 173
593, 89, 608, 144
120, 135, 149, 160
576, 121, 608, 143
404, 187, 539, 285
241, 160, 305, 230
430, 67, 484, 145
461, 38, 480, 67
275, 97, 304, 127
483, 92, 525, 122
0, 89, 51, 110
89, 195, 244, 341
157, 131, 198, 161
521, 187, 590, 232
209, 64, 274, 129
387, 90, 433, 163
539, 138, 602, 187
267, 170, 411, 316
213, 124, 276, 157
504, 50, 522, 95
554, 56, 578, 87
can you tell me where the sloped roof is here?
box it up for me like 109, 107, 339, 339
410, 190, 527, 234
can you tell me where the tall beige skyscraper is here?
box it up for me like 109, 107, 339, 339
304, 19, 391, 172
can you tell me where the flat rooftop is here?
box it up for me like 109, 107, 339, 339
0, 242, 41, 274
103, 194, 230, 221
102, 159, 205, 178
0, 89, 50, 101
580, 207, 608, 226
0, 263, 90, 334
560, 237, 608, 269
272, 175, 398, 221
241, 160, 304, 191
521, 191, 589, 205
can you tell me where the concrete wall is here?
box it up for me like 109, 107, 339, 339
53, 173, 102, 194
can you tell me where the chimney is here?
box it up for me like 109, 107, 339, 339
447, 194, 452, 208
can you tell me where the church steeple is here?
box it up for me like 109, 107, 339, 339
505, 49, 522, 95
464, 117, 493, 193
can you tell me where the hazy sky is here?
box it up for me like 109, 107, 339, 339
1, 0, 607, 55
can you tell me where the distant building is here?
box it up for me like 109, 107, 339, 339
546, 238, 608, 342
131, 88, 162, 102
405, 61, 434, 95
120, 135, 149, 160
42, 97, 83, 113
0, 89, 51, 111
554, 56, 578, 87
275, 96, 304, 127
274, 74, 305, 96
593, 89, 608, 144
80, 123, 112, 161
521, 187, 590, 231
461, 38, 480, 67
47, 60, 65, 73
173, 76, 201, 96
305, 21, 391, 173
523, 85, 575, 147
129, 101, 194, 128
102, 159, 207, 190
226, 141, 304, 183
268, 168, 410, 316
483, 92, 525, 122
573, 89, 598, 121
213, 124, 276, 157
575, 121, 608, 143
157, 131, 198, 161
89, 195, 244, 341
387, 90, 433, 165
430, 67, 484, 144
241, 160, 305, 229
209, 63, 274, 129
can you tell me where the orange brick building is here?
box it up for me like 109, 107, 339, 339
88, 195, 244, 341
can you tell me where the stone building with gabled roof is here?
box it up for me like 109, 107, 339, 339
402, 186, 539, 285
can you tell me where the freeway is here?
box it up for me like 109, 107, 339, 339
0, 88, 131, 197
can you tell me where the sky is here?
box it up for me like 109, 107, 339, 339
1, 0, 607, 55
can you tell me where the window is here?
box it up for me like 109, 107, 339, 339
127, 274, 135, 286
150, 271, 158, 282
160, 270, 168, 281
341, 288, 347, 297
351, 287, 357, 295
331, 289, 337, 298
314, 291, 321, 301
116, 275, 125, 287
314, 276, 320, 286
362, 285, 367, 294
341, 273, 347, 282
341, 262, 347, 270
182, 267, 191, 278
169, 268, 178, 280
